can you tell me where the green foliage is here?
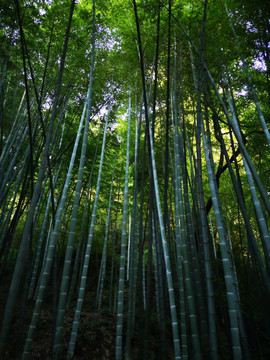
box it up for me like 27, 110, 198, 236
0, 0, 270, 358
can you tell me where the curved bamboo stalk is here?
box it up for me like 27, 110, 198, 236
0, 2, 76, 352
223, 1, 270, 148
133, 2, 181, 357
125, 99, 141, 359
67, 106, 110, 359
97, 158, 116, 310
115, 93, 131, 360
201, 116, 242, 359
53, 2, 96, 355
22, 101, 86, 359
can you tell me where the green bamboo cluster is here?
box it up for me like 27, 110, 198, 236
0, 0, 270, 359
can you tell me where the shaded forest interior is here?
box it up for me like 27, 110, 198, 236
1, 0, 270, 359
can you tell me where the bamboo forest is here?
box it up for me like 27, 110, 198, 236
1, 0, 270, 358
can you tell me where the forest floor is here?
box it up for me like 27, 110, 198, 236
0, 277, 175, 360
1, 265, 269, 359
0, 267, 119, 359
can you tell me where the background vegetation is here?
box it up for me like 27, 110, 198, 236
0, 0, 270, 359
